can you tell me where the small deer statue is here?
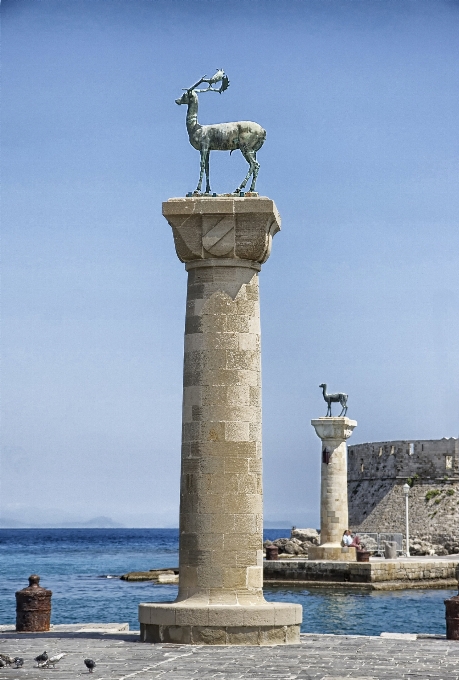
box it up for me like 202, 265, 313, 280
319, 383, 348, 417
175, 70, 266, 195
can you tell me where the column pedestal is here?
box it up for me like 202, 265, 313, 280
139, 197, 301, 644
308, 417, 357, 562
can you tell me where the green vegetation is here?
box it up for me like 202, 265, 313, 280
446, 489, 455, 496
425, 489, 441, 501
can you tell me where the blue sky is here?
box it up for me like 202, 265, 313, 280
2, 0, 458, 527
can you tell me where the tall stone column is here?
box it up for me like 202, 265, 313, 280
139, 196, 301, 645
308, 417, 357, 562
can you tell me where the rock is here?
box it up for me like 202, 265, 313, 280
120, 569, 179, 582
157, 573, 179, 583
283, 541, 299, 555
290, 537, 302, 546
291, 528, 320, 545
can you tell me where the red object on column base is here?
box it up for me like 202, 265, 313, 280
356, 550, 371, 563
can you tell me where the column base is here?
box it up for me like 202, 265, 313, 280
139, 602, 302, 645
308, 546, 357, 562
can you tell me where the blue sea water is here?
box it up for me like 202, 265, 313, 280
0, 529, 453, 636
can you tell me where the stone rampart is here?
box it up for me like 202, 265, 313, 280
348, 438, 459, 550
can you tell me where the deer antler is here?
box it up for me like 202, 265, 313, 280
183, 75, 208, 92
184, 71, 230, 94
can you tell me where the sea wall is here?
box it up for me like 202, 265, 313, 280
263, 558, 459, 589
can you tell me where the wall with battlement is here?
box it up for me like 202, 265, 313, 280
348, 438, 459, 549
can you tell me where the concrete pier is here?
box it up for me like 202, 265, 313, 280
139, 196, 301, 644
309, 417, 357, 561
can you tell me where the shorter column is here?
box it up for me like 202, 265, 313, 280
308, 417, 357, 562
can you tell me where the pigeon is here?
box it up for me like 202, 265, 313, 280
0, 654, 15, 666
34, 650, 48, 665
84, 658, 96, 673
44, 652, 66, 668
14, 657, 24, 668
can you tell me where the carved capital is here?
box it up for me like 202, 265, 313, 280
311, 417, 357, 443
162, 196, 281, 264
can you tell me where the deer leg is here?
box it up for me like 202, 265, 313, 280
195, 148, 207, 193
204, 150, 211, 194
248, 152, 260, 192
235, 147, 255, 193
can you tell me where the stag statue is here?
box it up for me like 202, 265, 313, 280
175, 70, 266, 195
319, 383, 348, 417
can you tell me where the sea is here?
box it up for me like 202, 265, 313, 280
0, 528, 453, 636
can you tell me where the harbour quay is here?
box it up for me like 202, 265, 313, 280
264, 555, 459, 590
0, 626, 458, 679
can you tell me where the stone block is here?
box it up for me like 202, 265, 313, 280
226, 626, 259, 645
175, 606, 209, 626
208, 606, 244, 627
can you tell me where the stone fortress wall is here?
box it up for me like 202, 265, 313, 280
348, 438, 459, 552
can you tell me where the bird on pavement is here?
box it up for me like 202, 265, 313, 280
84, 658, 96, 673
34, 651, 48, 665
0, 654, 16, 666
43, 652, 66, 668
14, 657, 24, 668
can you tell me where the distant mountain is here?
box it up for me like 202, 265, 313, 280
0, 515, 123, 529
60, 516, 123, 528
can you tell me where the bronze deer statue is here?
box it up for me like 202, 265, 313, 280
175, 71, 266, 195
319, 383, 348, 417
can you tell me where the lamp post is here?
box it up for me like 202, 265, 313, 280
403, 483, 410, 557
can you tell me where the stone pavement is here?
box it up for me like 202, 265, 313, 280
0, 627, 458, 679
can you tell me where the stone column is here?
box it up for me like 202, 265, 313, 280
308, 417, 357, 562
139, 196, 301, 645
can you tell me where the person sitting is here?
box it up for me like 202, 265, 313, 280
342, 530, 362, 548
342, 530, 353, 546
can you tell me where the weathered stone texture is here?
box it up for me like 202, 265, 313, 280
348, 438, 459, 549
139, 196, 300, 643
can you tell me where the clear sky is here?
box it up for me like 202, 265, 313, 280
2, 0, 458, 527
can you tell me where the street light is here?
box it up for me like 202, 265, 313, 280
403, 483, 410, 557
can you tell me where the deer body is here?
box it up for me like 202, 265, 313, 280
176, 80, 266, 194
319, 383, 348, 417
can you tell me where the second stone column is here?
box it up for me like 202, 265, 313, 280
308, 417, 357, 561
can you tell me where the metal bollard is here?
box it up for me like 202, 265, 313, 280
265, 545, 279, 560
445, 594, 459, 640
16, 575, 52, 632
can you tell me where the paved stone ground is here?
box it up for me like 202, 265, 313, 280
0, 628, 458, 679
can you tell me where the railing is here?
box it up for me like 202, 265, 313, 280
356, 532, 403, 555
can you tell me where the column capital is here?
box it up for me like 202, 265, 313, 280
311, 417, 357, 442
162, 196, 280, 264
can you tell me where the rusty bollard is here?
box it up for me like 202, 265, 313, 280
265, 545, 279, 560
445, 594, 459, 640
445, 566, 459, 641
16, 575, 52, 632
